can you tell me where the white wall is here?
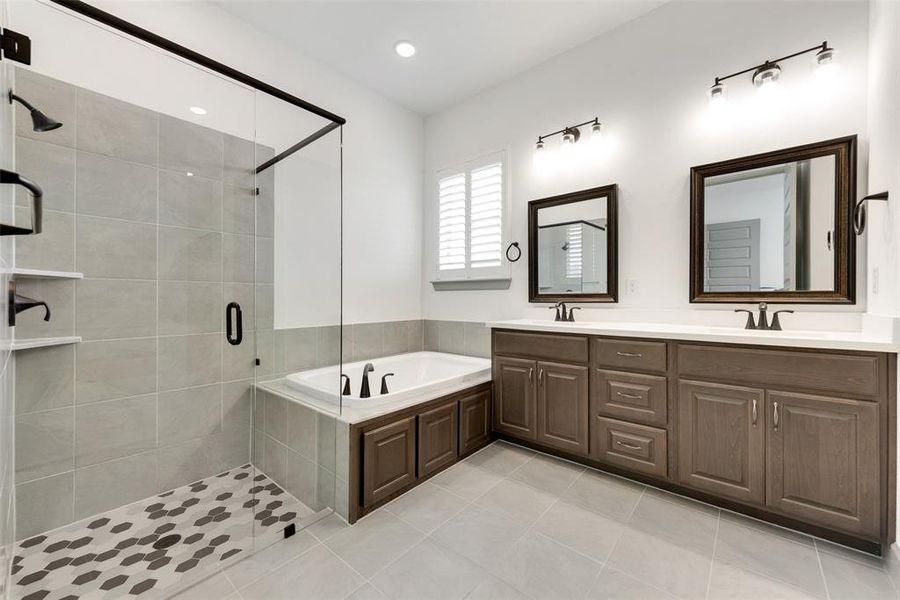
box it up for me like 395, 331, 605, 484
422, 1, 870, 328
11, 0, 425, 327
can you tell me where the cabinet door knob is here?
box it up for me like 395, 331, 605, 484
752, 399, 758, 426
773, 401, 779, 430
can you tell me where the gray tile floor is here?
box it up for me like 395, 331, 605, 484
171, 441, 900, 600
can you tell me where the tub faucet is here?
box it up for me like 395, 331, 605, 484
380, 373, 395, 395
360, 363, 375, 398
340, 374, 351, 396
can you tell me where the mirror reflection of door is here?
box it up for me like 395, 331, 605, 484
537, 198, 607, 294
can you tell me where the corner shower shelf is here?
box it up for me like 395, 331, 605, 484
6, 336, 81, 351
3, 268, 83, 279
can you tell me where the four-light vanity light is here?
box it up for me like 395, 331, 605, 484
708, 41, 837, 107
534, 117, 603, 156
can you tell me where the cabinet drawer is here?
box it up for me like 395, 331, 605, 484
593, 338, 667, 374
594, 417, 667, 478
677, 344, 884, 399
593, 369, 667, 427
494, 331, 589, 363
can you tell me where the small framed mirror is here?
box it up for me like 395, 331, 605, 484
690, 136, 856, 304
529, 184, 618, 303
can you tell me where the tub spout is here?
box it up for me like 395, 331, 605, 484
360, 363, 375, 398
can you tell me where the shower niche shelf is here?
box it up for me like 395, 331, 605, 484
6, 336, 81, 351
3, 268, 83, 279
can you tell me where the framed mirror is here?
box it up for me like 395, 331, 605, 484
529, 184, 618, 303
690, 136, 856, 304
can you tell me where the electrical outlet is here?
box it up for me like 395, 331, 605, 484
872, 267, 879, 295
627, 279, 639, 295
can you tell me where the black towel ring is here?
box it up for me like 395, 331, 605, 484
506, 242, 521, 262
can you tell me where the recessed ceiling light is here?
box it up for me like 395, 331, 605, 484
394, 41, 416, 58
190, 106, 207, 115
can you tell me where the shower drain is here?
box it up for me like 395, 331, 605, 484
153, 534, 182, 550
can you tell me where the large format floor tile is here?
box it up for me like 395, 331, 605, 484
324, 511, 424, 578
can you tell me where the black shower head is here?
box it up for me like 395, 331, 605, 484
8, 90, 63, 132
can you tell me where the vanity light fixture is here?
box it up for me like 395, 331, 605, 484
707, 41, 836, 106
534, 117, 601, 153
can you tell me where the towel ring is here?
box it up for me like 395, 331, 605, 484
853, 191, 889, 235
506, 242, 521, 262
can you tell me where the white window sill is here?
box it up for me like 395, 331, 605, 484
431, 278, 512, 291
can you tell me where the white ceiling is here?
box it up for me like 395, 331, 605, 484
215, 1, 664, 115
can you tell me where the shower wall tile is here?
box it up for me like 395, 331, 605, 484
75, 151, 157, 222
75, 279, 156, 340
157, 334, 222, 391
256, 177, 275, 238
158, 226, 222, 282
264, 390, 287, 444
255, 236, 274, 284
316, 412, 336, 470
222, 234, 254, 283
424, 320, 440, 351
74, 394, 157, 466
226, 283, 255, 330
158, 281, 222, 335
15, 408, 74, 482
223, 184, 254, 234
279, 328, 317, 373
13, 278, 75, 339
15, 209, 75, 271
158, 169, 223, 230
285, 449, 317, 509
256, 329, 275, 377
254, 284, 273, 330
286, 401, 317, 460
74, 451, 158, 519
14, 69, 76, 148
382, 321, 408, 356
15, 473, 74, 540
15, 137, 75, 212
407, 320, 424, 352
75, 338, 157, 404
222, 380, 252, 434
264, 435, 288, 484
76, 215, 157, 278
76, 88, 158, 165
222, 336, 255, 382
15, 345, 74, 415
158, 384, 222, 447
353, 323, 384, 361
159, 115, 224, 180
223, 134, 255, 189
315, 325, 341, 368
156, 437, 218, 492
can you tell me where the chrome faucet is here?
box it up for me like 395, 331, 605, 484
359, 363, 375, 398
735, 303, 793, 331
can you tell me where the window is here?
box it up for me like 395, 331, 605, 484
436, 151, 508, 282
565, 223, 583, 279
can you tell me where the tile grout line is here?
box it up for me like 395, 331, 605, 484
813, 539, 833, 600
703, 510, 721, 600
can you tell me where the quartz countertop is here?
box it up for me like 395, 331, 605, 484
486, 319, 899, 353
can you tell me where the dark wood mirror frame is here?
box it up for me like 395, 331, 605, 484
528, 184, 618, 304
690, 135, 857, 304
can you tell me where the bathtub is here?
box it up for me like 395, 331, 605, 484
283, 351, 491, 415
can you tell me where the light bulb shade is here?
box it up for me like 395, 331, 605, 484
815, 47, 836, 66
591, 121, 603, 137
535, 139, 545, 152
561, 127, 581, 145
752, 63, 781, 88
708, 82, 727, 105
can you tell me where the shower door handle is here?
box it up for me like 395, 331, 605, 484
226, 302, 243, 345
0, 169, 42, 235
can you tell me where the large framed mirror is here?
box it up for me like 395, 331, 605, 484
690, 136, 856, 304
529, 184, 618, 303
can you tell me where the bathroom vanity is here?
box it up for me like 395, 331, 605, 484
489, 322, 897, 555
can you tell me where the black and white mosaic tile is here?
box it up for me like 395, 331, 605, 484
13, 465, 313, 600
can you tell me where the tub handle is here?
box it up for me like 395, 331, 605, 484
380, 373, 395, 395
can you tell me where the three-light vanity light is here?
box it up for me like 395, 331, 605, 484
708, 41, 837, 107
534, 117, 603, 155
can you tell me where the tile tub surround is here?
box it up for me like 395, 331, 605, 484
177, 440, 900, 600
11, 68, 275, 538
12, 464, 312, 600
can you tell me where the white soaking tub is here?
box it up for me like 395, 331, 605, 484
284, 351, 491, 416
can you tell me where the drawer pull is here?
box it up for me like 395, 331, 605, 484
615, 440, 643, 451
616, 391, 643, 400
616, 351, 644, 358
752, 399, 757, 426
528, 368, 534, 383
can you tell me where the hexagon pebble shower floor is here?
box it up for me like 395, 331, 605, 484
12, 464, 313, 600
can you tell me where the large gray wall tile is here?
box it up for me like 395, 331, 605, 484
316, 325, 341, 368
223, 134, 255, 189
76, 215, 156, 278
438, 321, 466, 355
465, 322, 491, 358
15, 473, 74, 540
262, 389, 287, 443
424, 320, 440, 351
265, 435, 288, 484
223, 184, 254, 235
158, 334, 222, 391
16, 209, 74, 271
158, 169, 222, 230
383, 321, 408, 356
159, 226, 222, 282
255, 236, 274, 283
156, 437, 219, 491
158, 384, 222, 447
223, 234, 253, 283
256, 165, 275, 238
223, 336, 255, 381
76, 279, 156, 340
75, 394, 156, 466
76, 338, 157, 404
279, 328, 317, 373
286, 449, 317, 508
15, 345, 74, 414
74, 451, 158, 519
222, 380, 252, 435
286, 401, 317, 460
226, 283, 255, 330
76, 88, 157, 165
14, 68, 76, 148
75, 151, 157, 222
407, 320, 424, 352
159, 115, 223, 180
15, 408, 74, 482
354, 323, 384, 361
158, 281, 222, 335
256, 329, 275, 377
15, 137, 75, 212
13, 278, 75, 339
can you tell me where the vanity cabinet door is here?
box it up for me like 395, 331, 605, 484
418, 401, 458, 478
677, 381, 765, 505
766, 391, 879, 537
536, 361, 590, 455
362, 416, 416, 508
459, 388, 491, 456
493, 356, 537, 440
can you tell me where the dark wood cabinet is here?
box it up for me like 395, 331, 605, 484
766, 391, 879, 537
595, 416, 667, 477
362, 416, 416, 508
677, 380, 765, 505
418, 401, 458, 477
459, 389, 491, 455
493, 356, 537, 440
537, 361, 589, 455
593, 369, 667, 427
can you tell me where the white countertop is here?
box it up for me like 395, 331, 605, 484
487, 319, 899, 353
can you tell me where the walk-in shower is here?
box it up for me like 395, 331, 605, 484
0, 1, 345, 598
